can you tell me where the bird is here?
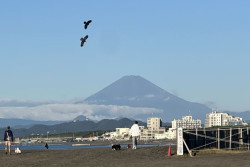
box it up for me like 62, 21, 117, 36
83, 20, 92, 29
80, 35, 88, 47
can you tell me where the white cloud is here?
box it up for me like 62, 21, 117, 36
0, 103, 163, 121
145, 94, 155, 98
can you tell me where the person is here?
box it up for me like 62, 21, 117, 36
129, 121, 140, 149
4, 126, 14, 155
45, 143, 49, 149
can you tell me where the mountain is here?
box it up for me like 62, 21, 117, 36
0, 118, 64, 129
77, 75, 211, 122
73, 115, 87, 121
0, 118, 147, 138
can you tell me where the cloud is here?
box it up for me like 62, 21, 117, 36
0, 103, 163, 121
0, 98, 56, 107
145, 94, 155, 98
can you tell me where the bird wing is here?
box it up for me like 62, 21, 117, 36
84, 20, 92, 29
87, 20, 92, 24
80, 38, 84, 47
83, 35, 88, 40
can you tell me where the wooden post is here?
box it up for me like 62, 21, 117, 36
240, 128, 243, 145
183, 138, 193, 157
196, 128, 198, 147
247, 127, 249, 151
224, 129, 226, 149
218, 128, 220, 150
204, 128, 206, 148
229, 128, 232, 150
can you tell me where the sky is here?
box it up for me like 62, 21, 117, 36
1, 0, 250, 116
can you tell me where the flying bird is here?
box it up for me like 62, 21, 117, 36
84, 20, 92, 29
80, 35, 88, 47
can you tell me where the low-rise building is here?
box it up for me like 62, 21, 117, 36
205, 111, 248, 127
116, 128, 130, 140
166, 128, 176, 139
172, 116, 202, 129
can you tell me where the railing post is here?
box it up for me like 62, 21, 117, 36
239, 128, 243, 145
218, 128, 220, 150
247, 127, 249, 151
229, 128, 232, 150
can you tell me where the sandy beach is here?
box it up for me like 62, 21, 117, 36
1, 145, 250, 167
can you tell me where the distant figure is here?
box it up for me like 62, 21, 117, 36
4, 126, 14, 155
129, 121, 140, 149
84, 20, 92, 29
45, 143, 49, 149
80, 35, 88, 47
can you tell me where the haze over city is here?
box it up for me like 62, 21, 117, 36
1, 1, 250, 121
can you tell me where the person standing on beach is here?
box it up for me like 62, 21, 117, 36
4, 126, 14, 155
129, 121, 140, 149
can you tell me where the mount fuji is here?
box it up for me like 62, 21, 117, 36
76, 75, 211, 122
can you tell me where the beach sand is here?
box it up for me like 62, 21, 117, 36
1, 145, 250, 167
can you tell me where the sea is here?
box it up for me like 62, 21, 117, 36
0, 143, 172, 150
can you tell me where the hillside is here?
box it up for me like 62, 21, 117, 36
0, 118, 147, 138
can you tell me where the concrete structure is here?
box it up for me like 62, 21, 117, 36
147, 117, 162, 131
115, 128, 130, 140
166, 128, 177, 139
172, 116, 202, 129
102, 132, 117, 140
140, 117, 166, 140
205, 111, 248, 127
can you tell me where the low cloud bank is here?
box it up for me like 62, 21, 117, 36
0, 103, 163, 121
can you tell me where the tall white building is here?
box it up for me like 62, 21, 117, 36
140, 117, 166, 140
172, 116, 202, 129
205, 111, 248, 127
147, 117, 162, 131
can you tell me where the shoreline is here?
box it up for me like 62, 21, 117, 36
1, 145, 250, 167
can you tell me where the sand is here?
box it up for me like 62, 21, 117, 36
1, 145, 250, 167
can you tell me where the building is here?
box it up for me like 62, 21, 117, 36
205, 111, 248, 127
115, 128, 130, 140
140, 117, 166, 140
165, 128, 176, 140
147, 117, 162, 131
172, 116, 202, 129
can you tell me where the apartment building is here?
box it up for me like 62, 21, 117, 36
140, 117, 166, 140
205, 111, 248, 127
172, 116, 202, 129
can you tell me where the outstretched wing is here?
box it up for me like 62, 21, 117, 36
83, 35, 88, 40
80, 35, 88, 47
84, 20, 92, 29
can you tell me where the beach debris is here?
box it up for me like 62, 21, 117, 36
15, 147, 21, 154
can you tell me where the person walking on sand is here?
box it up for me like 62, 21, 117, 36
4, 126, 14, 155
129, 121, 140, 149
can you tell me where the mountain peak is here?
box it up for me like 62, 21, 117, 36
76, 75, 211, 122
85, 75, 169, 101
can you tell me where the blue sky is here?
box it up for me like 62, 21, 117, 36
1, 0, 250, 112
